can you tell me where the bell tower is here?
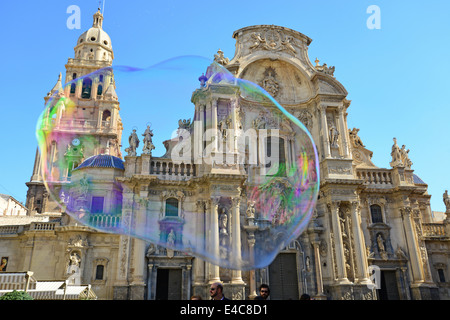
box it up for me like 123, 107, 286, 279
26, 9, 123, 214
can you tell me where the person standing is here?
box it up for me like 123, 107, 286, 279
210, 282, 230, 300
254, 284, 270, 300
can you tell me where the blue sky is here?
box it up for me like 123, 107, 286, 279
0, 0, 449, 213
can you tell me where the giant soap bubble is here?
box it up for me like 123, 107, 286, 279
36, 56, 319, 270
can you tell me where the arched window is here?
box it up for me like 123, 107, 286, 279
438, 269, 446, 283
97, 84, 103, 96
81, 78, 92, 99
265, 136, 286, 176
102, 110, 111, 122
70, 82, 76, 94
165, 198, 179, 217
95, 265, 104, 280
370, 205, 383, 223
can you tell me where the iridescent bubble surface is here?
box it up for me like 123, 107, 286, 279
36, 56, 319, 270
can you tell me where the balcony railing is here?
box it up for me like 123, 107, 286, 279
150, 159, 196, 180
422, 223, 447, 238
356, 169, 393, 185
89, 214, 121, 229
30, 222, 57, 231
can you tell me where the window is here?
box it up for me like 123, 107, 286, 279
438, 269, 446, 283
81, 78, 92, 99
165, 198, 179, 217
91, 197, 104, 214
370, 205, 383, 223
99, 75, 104, 83
70, 83, 76, 94
97, 85, 103, 96
72, 73, 77, 80
102, 110, 111, 122
95, 265, 104, 280
265, 136, 286, 176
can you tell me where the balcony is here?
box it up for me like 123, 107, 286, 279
356, 168, 393, 186
422, 223, 447, 239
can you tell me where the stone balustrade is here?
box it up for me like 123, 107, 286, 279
89, 214, 121, 229
422, 223, 447, 238
150, 159, 196, 180
30, 222, 57, 231
356, 169, 393, 185
0, 225, 22, 235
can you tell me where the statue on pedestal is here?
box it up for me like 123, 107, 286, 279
126, 129, 140, 156
443, 190, 450, 214
329, 123, 339, 148
142, 125, 155, 155
390, 138, 403, 168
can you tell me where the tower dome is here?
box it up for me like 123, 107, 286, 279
74, 154, 124, 171
73, 9, 114, 63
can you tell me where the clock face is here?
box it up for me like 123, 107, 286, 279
72, 138, 80, 146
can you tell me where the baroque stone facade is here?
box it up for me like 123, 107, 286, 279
1, 11, 449, 300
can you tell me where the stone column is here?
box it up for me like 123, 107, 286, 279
147, 264, 155, 300
231, 98, 238, 152
351, 201, 371, 284
337, 105, 350, 158
328, 201, 350, 283
400, 206, 425, 283
194, 109, 204, 165
114, 189, 134, 298
247, 233, 257, 298
212, 99, 218, 152
318, 104, 331, 158
97, 108, 103, 128
231, 196, 244, 283
193, 200, 206, 285
130, 198, 147, 299
311, 239, 327, 299
209, 196, 221, 283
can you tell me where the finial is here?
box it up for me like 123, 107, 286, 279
315, 58, 320, 66
198, 73, 207, 88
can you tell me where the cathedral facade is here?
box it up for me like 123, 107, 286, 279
1, 10, 449, 300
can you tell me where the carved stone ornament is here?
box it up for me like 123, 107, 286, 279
295, 109, 313, 132
249, 29, 297, 55
214, 49, 229, 65
314, 58, 335, 76
260, 67, 280, 97
68, 235, 89, 248
349, 128, 365, 148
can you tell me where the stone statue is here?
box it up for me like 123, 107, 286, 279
213, 49, 229, 65
246, 201, 255, 219
219, 209, 228, 234
349, 128, 365, 148
390, 138, 403, 167
167, 229, 175, 247
126, 129, 140, 156
142, 125, 155, 155
377, 234, 385, 252
400, 145, 413, 169
70, 252, 81, 266
218, 116, 232, 140
329, 123, 339, 148
443, 190, 450, 213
